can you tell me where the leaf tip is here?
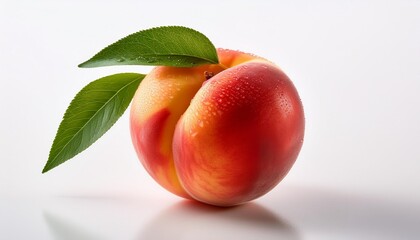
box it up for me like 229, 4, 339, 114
42, 164, 51, 174
78, 61, 90, 68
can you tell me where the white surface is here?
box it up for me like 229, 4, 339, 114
1, 0, 420, 239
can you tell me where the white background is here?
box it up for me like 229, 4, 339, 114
1, 0, 420, 239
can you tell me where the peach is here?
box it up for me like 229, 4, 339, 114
130, 49, 304, 206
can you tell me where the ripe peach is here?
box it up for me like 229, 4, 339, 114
130, 49, 304, 206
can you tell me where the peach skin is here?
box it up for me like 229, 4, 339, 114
130, 49, 304, 206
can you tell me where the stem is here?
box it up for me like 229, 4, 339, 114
204, 71, 215, 80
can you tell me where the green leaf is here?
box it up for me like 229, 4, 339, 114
79, 26, 219, 68
43, 73, 145, 173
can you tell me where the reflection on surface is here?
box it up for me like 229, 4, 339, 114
43, 211, 103, 240
39, 186, 420, 240
138, 200, 300, 240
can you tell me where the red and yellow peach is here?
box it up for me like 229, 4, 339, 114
130, 49, 304, 206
